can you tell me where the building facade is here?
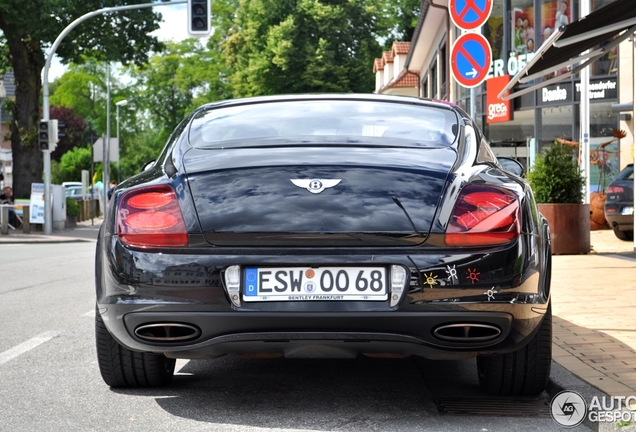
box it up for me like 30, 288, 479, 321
374, 0, 632, 192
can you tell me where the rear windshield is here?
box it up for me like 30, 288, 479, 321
189, 100, 459, 149
616, 165, 633, 181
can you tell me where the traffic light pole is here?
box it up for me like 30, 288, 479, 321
41, 0, 187, 235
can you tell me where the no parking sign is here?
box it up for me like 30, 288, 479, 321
449, 0, 493, 30
451, 32, 492, 88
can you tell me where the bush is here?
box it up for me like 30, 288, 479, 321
66, 197, 81, 218
527, 141, 585, 204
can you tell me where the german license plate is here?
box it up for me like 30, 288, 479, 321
243, 267, 387, 301
622, 206, 634, 216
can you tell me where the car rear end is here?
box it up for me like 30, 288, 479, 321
96, 95, 551, 394
605, 164, 634, 240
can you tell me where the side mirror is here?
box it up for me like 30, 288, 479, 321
141, 160, 156, 172
497, 157, 525, 177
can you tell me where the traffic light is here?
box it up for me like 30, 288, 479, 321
39, 120, 50, 151
187, 0, 211, 37
39, 119, 59, 152
57, 122, 66, 139
48, 119, 59, 152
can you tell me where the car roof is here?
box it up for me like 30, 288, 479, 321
197, 93, 460, 113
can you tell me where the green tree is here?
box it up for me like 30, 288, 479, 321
49, 106, 87, 163
379, 0, 420, 49
52, 145, 92, 185
0, 0, 164, 198
50, 59, 109, 133
225, 0, 387, 96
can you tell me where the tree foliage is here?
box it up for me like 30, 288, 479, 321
52, 145, 92, 185
0, 0, 165, 198
42, 0, 423, 186
49, 106, 87, 162
225, 0, 388, 96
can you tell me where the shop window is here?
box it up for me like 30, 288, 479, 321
591, 0, 620, 76
540, 105, 573, 151
440, 42, 448, 100
539, 0, 572, 46
431, 59, 438, 100
589, 102, 620, 191
421, 77, 428, 99
485, 2, 504, 61
512, 0, 536, 55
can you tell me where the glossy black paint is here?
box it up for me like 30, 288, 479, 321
604, 164, 634, 235
97, 94, 551, 361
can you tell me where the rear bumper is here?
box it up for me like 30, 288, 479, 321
97, 233, 550, 360
97, 304, 548, 360
605, 212, 634, 231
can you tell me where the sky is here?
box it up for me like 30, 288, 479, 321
47, 3, 192, 81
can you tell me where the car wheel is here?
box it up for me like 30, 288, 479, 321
95, 307, 176, 388
613, 227, 633, 241
476, 304, 552, 395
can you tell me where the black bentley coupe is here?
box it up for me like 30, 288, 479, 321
95, 94, 552, 395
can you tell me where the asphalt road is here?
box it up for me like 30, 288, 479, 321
0, 242, 600, 431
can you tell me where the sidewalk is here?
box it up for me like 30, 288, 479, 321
2, 221, 636, 401
0, 217, 102, 243
551, 229, 636, 401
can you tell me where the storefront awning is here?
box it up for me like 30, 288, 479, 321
499, 0, 636, 100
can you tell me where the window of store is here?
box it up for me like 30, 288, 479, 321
486, 2, 505, 62
588, 102, 620, 191
540, 104, 573, 150
440, 41, 448, 100
431, 59, 438, 100
591, 0, 620, 76
539, 0, 571, 45
512, 0, 536, 55
421, 76, 428, 99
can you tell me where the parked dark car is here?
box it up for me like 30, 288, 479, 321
604, 163, 634, 241
95, 94, 552, 395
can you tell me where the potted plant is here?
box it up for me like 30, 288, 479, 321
527, 140, 589, 254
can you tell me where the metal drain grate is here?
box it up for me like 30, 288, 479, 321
434, 397, 551, 417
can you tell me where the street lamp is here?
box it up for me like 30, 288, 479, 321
115, 99, 128, 183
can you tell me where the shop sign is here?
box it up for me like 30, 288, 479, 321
486, 75, 513, 124
539, 83, 572, 105
574, 79, 618, 101
487, 52, 536, 79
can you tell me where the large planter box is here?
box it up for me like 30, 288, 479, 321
538, 203, 590, 255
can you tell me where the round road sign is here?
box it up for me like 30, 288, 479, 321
450, 0, 493, 30
451, 32, 492, 88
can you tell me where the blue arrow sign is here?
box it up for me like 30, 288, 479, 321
451, 33, 492, 88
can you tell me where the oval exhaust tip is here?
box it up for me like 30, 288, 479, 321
433, 323, 501, 343
135, 323, 201, 342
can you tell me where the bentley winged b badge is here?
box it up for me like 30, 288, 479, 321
290, 179, 342, 194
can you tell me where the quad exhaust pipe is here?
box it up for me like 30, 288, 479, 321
432, 323, 501, 343
134, 323, 201, 342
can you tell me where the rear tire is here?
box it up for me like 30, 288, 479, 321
613, 227, 634, 241
477, 305, 552, 395
95, 308, 175, 388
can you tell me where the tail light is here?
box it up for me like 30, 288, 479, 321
116, 185, 188, 247
445, 184, 520, 247
607, 186, 624, 194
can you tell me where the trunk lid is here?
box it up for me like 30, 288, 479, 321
184, 146, 456, 247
